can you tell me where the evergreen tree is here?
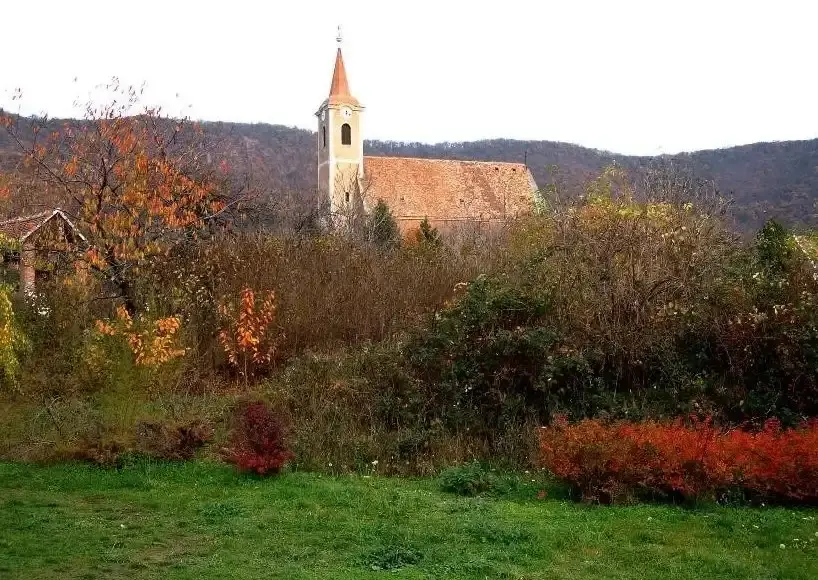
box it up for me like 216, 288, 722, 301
755, 219, 796, 277
414, 216, 441, 246
367, 199, 400, 250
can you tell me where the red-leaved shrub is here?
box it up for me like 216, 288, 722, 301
723, 418, 818, 502
226, 402, 294, 476
539, 416, 818, 504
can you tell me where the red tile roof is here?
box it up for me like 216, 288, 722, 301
362, 156, 538, 223
0, 209, 85, 242
0, 210, 54, 240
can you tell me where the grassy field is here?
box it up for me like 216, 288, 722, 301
1, 462, 817, 579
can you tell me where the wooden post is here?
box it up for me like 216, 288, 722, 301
20, 241, 35, 294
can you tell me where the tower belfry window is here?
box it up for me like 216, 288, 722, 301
322, 126, 327, 148
341, 123, 351, 145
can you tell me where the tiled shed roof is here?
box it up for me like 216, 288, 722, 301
362, 156, 538, 222
0, 210, 54, 240
0, 209, 85, 242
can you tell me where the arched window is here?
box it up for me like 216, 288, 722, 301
341, 123, 352, 145
322, 125, 327, 148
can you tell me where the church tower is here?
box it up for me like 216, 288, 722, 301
316, 30, 364, 217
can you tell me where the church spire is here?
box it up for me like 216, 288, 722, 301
328, 27, 359, 106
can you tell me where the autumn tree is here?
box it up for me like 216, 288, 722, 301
0, 81, 239, 312
639, 157, 729, 218
218, 287, 280, 379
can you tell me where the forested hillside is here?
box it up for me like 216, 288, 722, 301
2, 117, 817, 232
196, 122, 818, 232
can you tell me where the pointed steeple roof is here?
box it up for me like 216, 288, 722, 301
327, 47, 359, 106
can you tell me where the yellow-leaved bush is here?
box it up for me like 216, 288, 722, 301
94, 306, 187, 367
0, 284, 30, 389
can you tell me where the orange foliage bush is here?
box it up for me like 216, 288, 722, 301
218, 288, 280, 377
539, 416, 818, 504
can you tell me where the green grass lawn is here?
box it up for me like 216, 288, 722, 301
1, 462, 817, 579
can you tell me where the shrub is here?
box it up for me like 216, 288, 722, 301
538, 417, 818, 504
438, 461, 495, 496
94, 306, 187, 367
407, 275, 564, 432
225, 401, 293, 476
16, 274, 100, 397
406, 200, 818, 430
0, 284, 30, 390
134, 419, 213, 461
68, 434, 127, 468
724, 418, 818, 503
170, 232, 488, 363
755, 219, 797, 278
217, 287, 281, 378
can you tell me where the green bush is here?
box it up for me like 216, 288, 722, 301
414, 217, 441, 246
407, 275, 565, 431
364, 546, 422, 571
0, 284, 30, 389
438, 461, 495, 496
405, 205, 818, 430
674, 220, 818, 424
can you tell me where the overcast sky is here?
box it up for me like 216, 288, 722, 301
1, 0, 816, 155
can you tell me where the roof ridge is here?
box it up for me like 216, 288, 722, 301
364, 155, 528, 167
0, 208, 86, 244
0, 209, 55, 225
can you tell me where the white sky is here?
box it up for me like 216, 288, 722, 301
1, 0, 816, 155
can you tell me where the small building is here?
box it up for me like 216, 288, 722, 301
0, 209, 86, 293
315, 37, 540, 234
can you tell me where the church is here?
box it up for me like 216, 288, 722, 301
316, 39, 540, 233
